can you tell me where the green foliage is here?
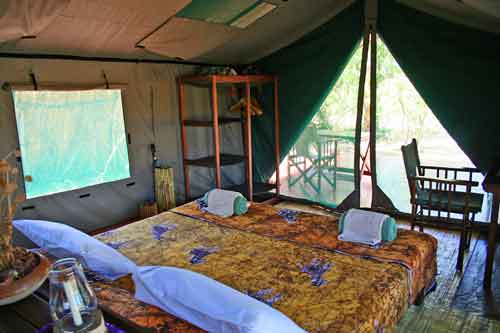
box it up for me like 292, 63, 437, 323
313, 35, 442, 143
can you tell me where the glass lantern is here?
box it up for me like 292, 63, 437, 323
49, 258, 106, 333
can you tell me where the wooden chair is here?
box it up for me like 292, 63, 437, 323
401, 139, 484, 271
287, 126, 336, 192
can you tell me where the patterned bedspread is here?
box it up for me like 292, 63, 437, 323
93, 210, 411, 333
172, 201, 438, 304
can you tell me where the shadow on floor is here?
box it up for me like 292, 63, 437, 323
453, 235, 500, 320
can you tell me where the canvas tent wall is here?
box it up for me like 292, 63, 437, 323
2, 0, 500, 235
253, 0, 500, 211
0, 59, 244, 235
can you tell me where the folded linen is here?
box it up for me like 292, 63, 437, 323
202, 189, 249, 217
15, 220, 304, 333
338, 209, 396, 246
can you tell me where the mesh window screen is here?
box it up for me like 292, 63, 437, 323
13, 89, 130, 198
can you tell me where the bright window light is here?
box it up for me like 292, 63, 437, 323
13, 89, 130, 199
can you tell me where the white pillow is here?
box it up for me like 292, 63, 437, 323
133, 266, 306, 333
13, 220, 136, 280
15, 220, 306, 332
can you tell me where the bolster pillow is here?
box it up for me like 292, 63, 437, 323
339, 212, 397, 242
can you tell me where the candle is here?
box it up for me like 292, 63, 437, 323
63, 278, 83, 326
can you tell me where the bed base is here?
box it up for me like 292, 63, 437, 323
415, 279, 437, 305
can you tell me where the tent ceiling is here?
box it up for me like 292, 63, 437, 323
0, 0, 499, 65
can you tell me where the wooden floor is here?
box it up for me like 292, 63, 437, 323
276, 201, 500, 332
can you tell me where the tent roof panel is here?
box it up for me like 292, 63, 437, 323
0, 0, 499, 64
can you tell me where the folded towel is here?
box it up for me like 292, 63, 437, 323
338, 209, 396, 246
202, 189, 249, 217
339, 211, 397, 242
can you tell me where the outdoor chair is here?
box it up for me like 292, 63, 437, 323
287, 126, 336, 192
401, 139, 484, 272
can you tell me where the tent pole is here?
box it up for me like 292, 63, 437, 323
354, 28, 370, 206
367, 0, 396, 210
369, 26, 378, 206
273, 77, 281, 198
336, 9, 370, 211
0, 53, 229, 68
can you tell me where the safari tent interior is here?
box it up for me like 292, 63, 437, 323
1, 0, 500, 332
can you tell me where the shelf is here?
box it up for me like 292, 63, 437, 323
184, 117, 240, 127
227, 182, 276, 195
185, 154, 245, 168
179, 74, 276, 87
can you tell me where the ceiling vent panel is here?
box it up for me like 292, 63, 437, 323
177, 0, 275, 28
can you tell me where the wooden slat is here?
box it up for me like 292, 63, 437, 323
0, 307, 36, 333
8, 294, 52, 329
184, 154, 245, 167
183, 117, 240, 127
180, 74, 275, 87
244, 82, 253, 200
211, 76, 221, 188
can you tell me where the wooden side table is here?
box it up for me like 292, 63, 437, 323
0, 283, 140, 333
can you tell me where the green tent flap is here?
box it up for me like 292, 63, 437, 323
378, 0, 500, 173
253, 0, 364, 181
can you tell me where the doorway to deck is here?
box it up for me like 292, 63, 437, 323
275, 36, 486, 217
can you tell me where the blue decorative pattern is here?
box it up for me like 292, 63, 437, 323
247, 288, 282, 306
99, 230, 115, 238
105, 240, 131, 250
301, 259, 332, 287
189, 247, 218, 264
152, 224, 177, 240
36, 321, 125, 333
277, 208, 299, 224
196, 197, 208, 212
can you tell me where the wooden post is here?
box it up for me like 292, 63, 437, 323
355, 28, 370, 196
177, 78, 190, 201
211, 76, 222, 188
245, 81, 253, 200
274, 77, 281, 198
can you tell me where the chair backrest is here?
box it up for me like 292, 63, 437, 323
295, 126, 319, 158
401, 138, 422, 193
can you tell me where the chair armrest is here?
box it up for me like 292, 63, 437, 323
411, 175, 479, 187
419, 165, 481, 173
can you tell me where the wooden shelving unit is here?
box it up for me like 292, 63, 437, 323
177, 74, 280, 202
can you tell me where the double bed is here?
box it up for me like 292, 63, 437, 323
87, 201, 437, 332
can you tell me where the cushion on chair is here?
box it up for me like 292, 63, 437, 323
415, 190, 483, 213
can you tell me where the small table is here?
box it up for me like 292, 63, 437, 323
482, 165, 500, 288
0, 283, 138, 333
